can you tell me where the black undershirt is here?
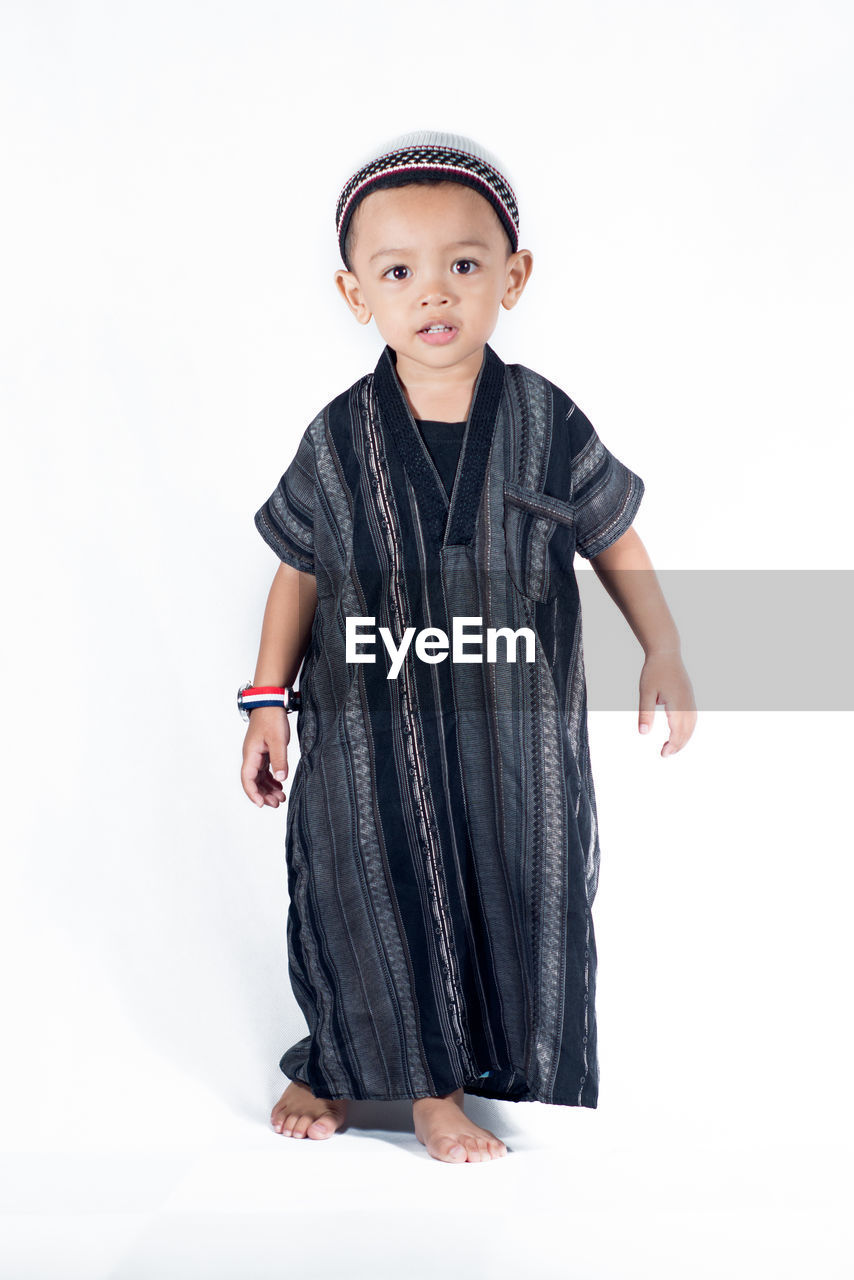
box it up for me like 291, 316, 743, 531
415, 419, 467, 501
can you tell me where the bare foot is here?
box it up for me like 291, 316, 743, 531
413, 1087, 508, 1162
271, 1077, 348, 1140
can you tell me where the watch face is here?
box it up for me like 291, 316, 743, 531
238, 682, 253, 721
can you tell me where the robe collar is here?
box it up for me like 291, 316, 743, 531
372, 342, 506, 548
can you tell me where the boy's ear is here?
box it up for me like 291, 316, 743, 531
334, 269, 372, 325
501, 249, 534, 311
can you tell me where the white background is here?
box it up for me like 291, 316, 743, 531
1, 1, 852, 1276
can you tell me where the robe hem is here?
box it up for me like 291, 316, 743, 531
279, 1065, 598, 1108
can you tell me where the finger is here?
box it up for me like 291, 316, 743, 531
241, 760, 266, 807
663, 729, 694, 756
263, 775, 286, 806
661, 726, 689, 756
273, 720, 291, 782
242, 746, 274, 808
661, 704, 697, 755
660, 701, 679, 756
637, 677, 659, 736
256, 716, 289, 783
257, 768, 285, 796
256, 768, 285, 807
270, 750, 289, 784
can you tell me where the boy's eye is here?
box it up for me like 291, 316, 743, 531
382, 259, 480, 281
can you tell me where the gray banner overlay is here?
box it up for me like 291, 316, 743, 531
293, 571, 854, 711
576, 570, 854, 711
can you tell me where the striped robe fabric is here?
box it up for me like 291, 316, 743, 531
254, 342, 644, 1106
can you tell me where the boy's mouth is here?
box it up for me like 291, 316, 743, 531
417, 324, 458, 346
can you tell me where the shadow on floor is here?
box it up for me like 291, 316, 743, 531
346, 1099, 414, 1134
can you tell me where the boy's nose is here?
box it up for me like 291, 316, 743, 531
419, 271, 456, 303
420, 287, 454, 306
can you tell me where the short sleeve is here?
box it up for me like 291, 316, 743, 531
254, 426, 316, 574
567, 400, 645, 559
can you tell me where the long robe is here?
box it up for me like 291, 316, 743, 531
254, 342, 644, 1106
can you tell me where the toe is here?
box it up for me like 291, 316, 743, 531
307, 1115, 332, 1139
437, 1140, 466, 1162
291, 1113, 313, 1138
280, 1113, 297, 1136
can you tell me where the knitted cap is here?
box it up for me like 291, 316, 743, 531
335, 130, 520, 268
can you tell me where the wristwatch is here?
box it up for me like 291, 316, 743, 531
237, 682, 301, 720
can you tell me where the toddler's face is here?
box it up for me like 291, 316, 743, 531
335, 182, 531, 372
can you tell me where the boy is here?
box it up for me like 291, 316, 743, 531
239, 131, 696, 1164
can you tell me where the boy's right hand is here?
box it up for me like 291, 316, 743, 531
241, 707, 291, 809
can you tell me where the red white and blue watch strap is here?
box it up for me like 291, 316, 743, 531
237, 682, 301, 719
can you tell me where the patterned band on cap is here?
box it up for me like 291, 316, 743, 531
335, 140, 519, 265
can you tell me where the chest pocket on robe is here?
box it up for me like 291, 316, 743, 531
503, 480, 577, 604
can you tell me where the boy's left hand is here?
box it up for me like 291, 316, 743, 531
638, 651, 697, 757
